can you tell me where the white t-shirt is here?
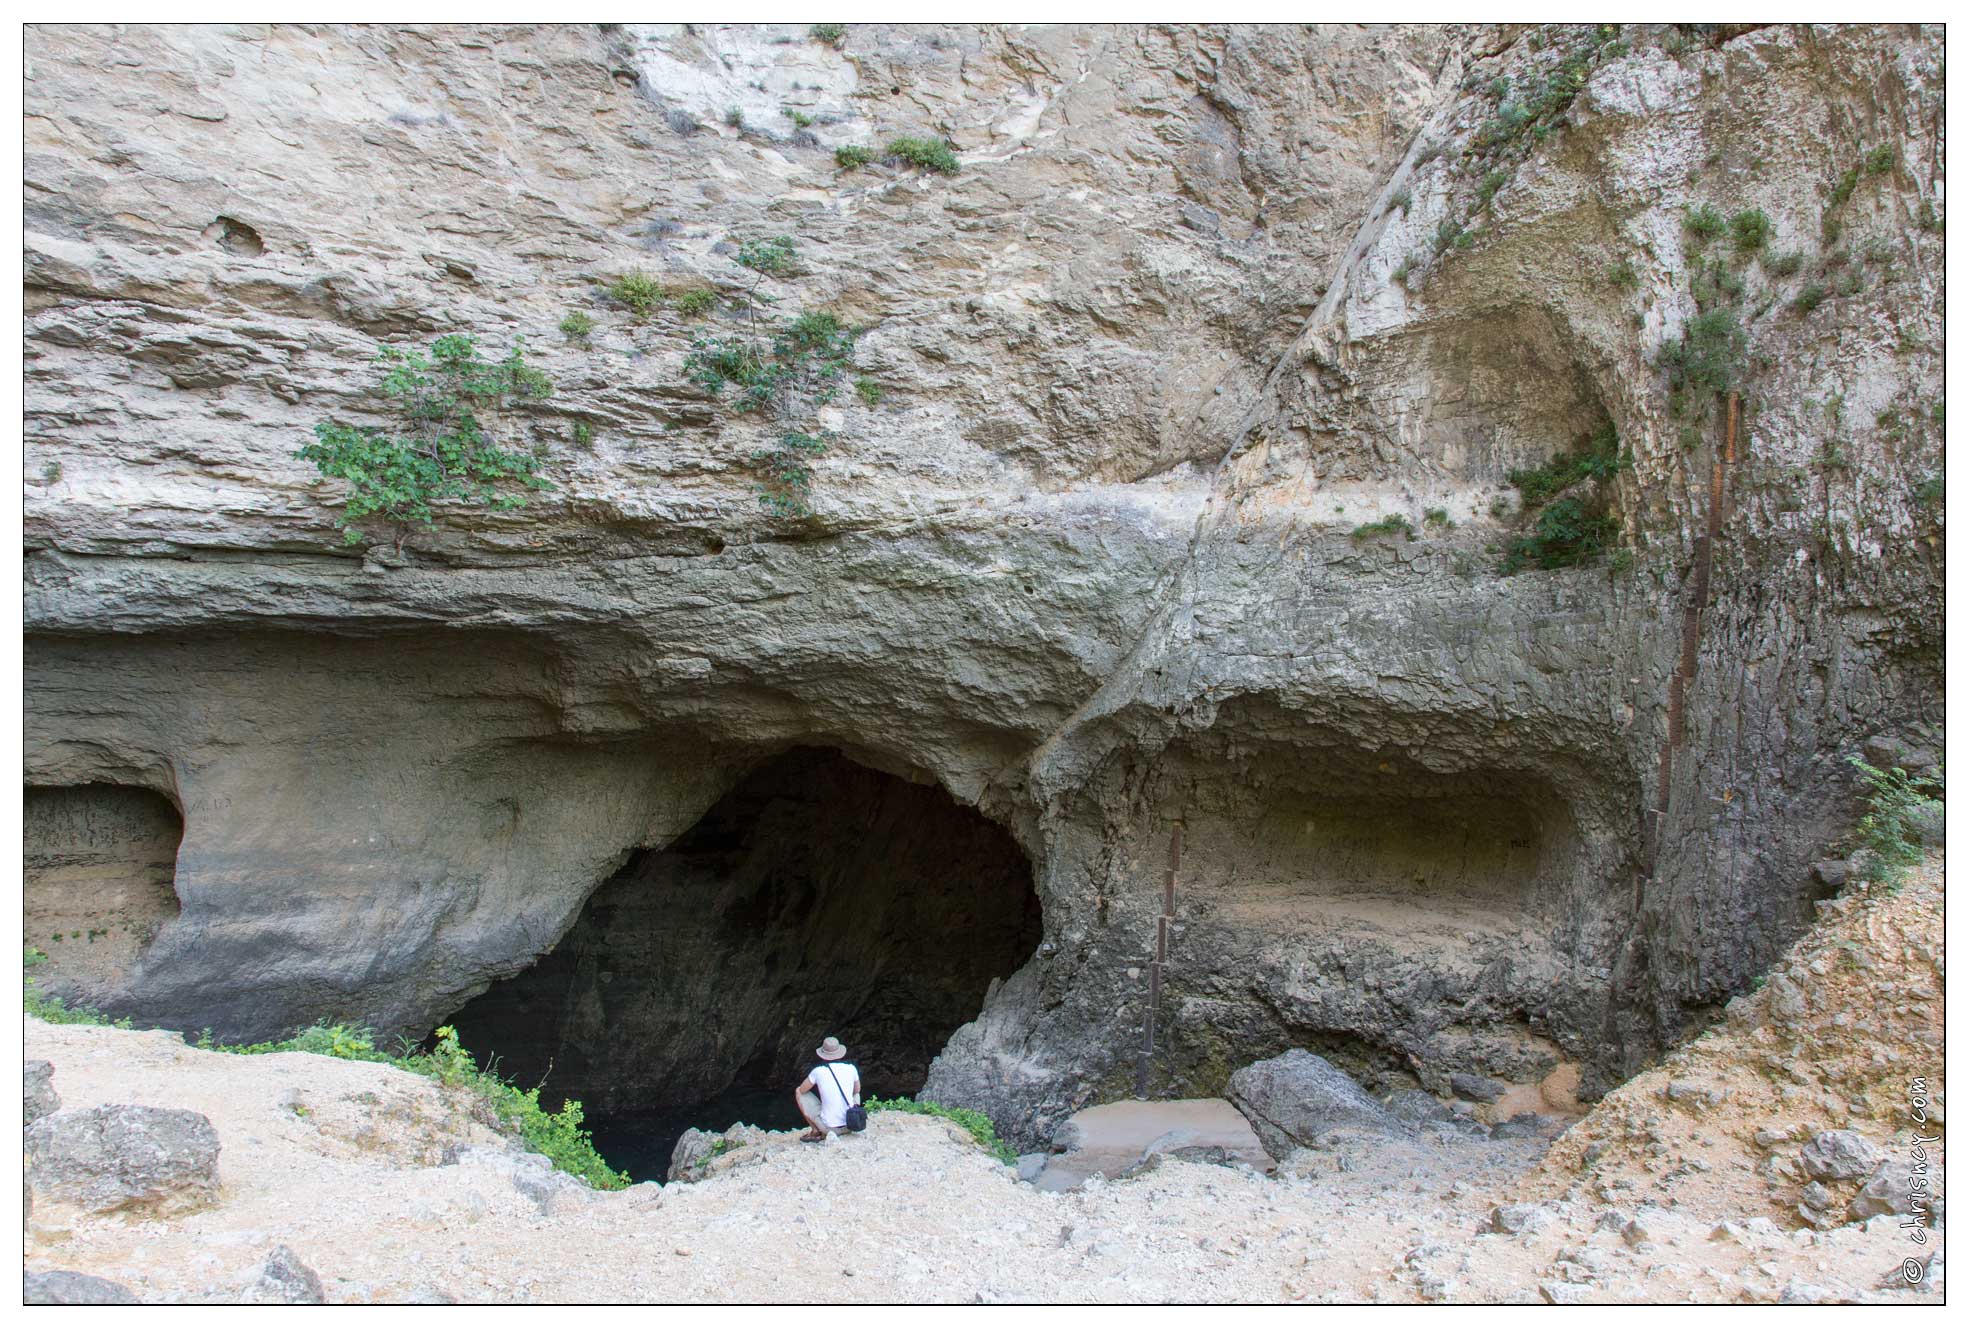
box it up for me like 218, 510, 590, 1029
810, 1061, 860, 1129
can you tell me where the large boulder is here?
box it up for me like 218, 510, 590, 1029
25, 1060, 59, 1124
1225, 1050, 1402, 1159
25, 1270, 141, 1304
442, 1144, 589, 1216
25, 1105, 221, 1218
1799, 1129, 1883, 1182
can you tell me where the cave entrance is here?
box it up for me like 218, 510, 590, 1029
443, 746, 1041, 1179
24, 784, 184, 1002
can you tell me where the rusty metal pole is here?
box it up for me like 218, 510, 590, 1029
1137, 819, 1182, 1099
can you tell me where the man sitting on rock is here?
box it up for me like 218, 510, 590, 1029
794, 1037, 861, 1143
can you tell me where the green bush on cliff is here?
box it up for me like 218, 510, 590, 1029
1846, 757, 1942, 889
866, 1096, 1017, 1164
1499, 421, 1629, 575
297, 335, 555, 549
886, 137, 960, 175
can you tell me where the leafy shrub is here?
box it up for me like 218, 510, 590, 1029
1607, 258, 1639, 288
1432, 217, 1469, 254
1499, 422, 1628, 574
866, 1097, 1016, 1164
1762, 249, 1804, 276
782, 108, 814, 129
1683, 204, 1726, 242
1657, 309, 1745, 404
1729, 208, 1773, 253
572, 421, 594, 448
608, 271, 665, 319
1507, 422, 1628, 508
1915, 470, 1944, 506
1846, 757, 1941, 888
1791, 283, 1828, 316
735, 234, 797, 278
854, 376, 883, 406
1503, 495, 1618, 572
672, 288, 717, 318
297, 335, 555, 547
1865, 144, 1896, 175
1476, 168, 1509, 208
1389, 188, 1412, 216
724, 105, 745, 129
1351, 514, 1415, 542
559, 310, 594, 342
1423, 507, 1455, 528
886, 137, 960, 175
750, 430, 833, 518
1690, 258, 1743, 309
835, 145, 876, 170
809, 23, 847, 47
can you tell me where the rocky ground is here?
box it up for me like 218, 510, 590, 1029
23, 853, 1944, 1304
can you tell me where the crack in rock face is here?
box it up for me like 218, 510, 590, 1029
19, 22, 1944, 1152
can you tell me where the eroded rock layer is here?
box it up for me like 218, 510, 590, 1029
22, 22, 1944, 1146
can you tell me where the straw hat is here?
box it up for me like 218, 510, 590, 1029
816, 1037, 847, 1061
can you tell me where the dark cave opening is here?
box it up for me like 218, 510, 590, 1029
442, 746, 1042, 1178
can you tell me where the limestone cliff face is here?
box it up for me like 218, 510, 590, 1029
23, 23, 1943, 1144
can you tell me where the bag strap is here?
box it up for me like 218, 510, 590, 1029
822, 1062, 858, 1105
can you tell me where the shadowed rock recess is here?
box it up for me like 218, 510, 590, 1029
22, 22, 1943, 1148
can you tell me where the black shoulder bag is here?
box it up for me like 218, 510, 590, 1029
823, 1063, 867, 1132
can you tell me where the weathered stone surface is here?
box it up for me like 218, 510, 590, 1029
1449, 1072, 1506, 1103
25, 1105, 221, 1218
24, 1269, 142, 1304
1488, 1201, 1560, 1235
1800, 1130, 1883, 1182
19, 22, 1945, 1151
1386, 1089, 1453, 1125
1847, 1160, 1913, 1221
444, 1144, 591, 1215
240, 1245, 326, 1305
25, 1060, 60, 1125
667, 1128, 728, 1185
1225, 1050, 1402, 1159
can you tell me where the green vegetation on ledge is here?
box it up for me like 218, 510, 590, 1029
297, 334, 554, 549
887, 137, 960, 174
1500, 421, 1629, 574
